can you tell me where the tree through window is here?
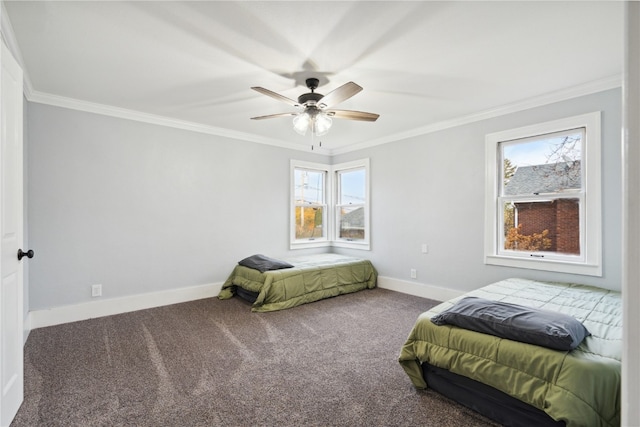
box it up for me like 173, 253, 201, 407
293, 168, 326, 240
500, 129, 583, 257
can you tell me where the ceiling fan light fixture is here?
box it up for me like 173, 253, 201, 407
313, 112, 332, 136
293, 110, 332, 137
293, 112, 310, 135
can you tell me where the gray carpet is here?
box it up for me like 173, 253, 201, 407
11, 288, 499, 426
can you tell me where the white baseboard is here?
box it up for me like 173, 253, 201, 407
29, 282, 223, 330
28, 277, 457, 331
23, 316, 31, 345
377, 276, 463, 302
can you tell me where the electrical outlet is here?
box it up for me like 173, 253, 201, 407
421, 244, 429, 254
410, 269, 417, 279
91, 284, 102, 297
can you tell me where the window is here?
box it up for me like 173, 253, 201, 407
485, 112, 602, 276
292, 162, 327, 246
333, 159, 370, 249
290, 159, 370, 250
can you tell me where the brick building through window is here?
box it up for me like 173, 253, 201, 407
505, 161, 581, 255
514, 198, 580, 254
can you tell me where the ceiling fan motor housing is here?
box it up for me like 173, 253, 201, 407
298, 78, 323, 105
298, 92, 323, 105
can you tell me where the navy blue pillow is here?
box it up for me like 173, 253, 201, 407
238, 254, 294, 273
431, 296, 590, 351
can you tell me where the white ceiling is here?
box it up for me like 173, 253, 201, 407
2, 1, 623, 154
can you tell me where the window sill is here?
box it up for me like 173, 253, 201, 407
290, 240, 371, 251
331, 240, 371, 251
290, 240, 330, 250
485, 255, 602, 277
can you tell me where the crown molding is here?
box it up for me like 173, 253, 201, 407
27, 90, 331, 154
330, 74, 622, 155
25, 75, 621, 157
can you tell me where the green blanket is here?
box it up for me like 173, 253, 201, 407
218, 254, 377, 312
399, 278, 621, 427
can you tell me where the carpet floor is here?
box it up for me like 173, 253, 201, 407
11, 288, 499, 426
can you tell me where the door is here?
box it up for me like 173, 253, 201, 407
0, 40, 24, 427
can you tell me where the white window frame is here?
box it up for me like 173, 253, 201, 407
290, 160, 330, 249
484, 112, 602, 276
290, 158, 370, 250
333, 159, 371, 250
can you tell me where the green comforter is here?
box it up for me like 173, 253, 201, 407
399, 278, 621, 427
218, 254, 377, 312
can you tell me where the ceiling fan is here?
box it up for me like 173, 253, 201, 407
250, 78, 379, 137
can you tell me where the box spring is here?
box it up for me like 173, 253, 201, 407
422, 363, 565, 427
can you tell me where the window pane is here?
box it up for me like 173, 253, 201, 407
295, 206, 323, 239
339, 206, 365, 240
503, 199, 580, 255
339, 169, 365, 205
502, 130, 583, 196
295, 169, 324, 204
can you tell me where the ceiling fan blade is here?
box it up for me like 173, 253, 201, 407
251, 112, 297, 120
326, 109, 379, 122
318, 82, 363, 109
251, 87, 300, 107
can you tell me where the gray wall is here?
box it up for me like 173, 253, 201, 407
27, 103, 328, 310
333, 88, 622, 292
27, 88, 622, 311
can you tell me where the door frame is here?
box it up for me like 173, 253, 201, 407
0, 37, 25, 427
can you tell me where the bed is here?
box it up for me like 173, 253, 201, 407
399, 277, 621, 427
218, 253, 377, 312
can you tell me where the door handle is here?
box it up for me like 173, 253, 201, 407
17, 249, 34, 261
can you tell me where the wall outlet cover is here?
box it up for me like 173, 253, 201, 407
91, 284, 102, 297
